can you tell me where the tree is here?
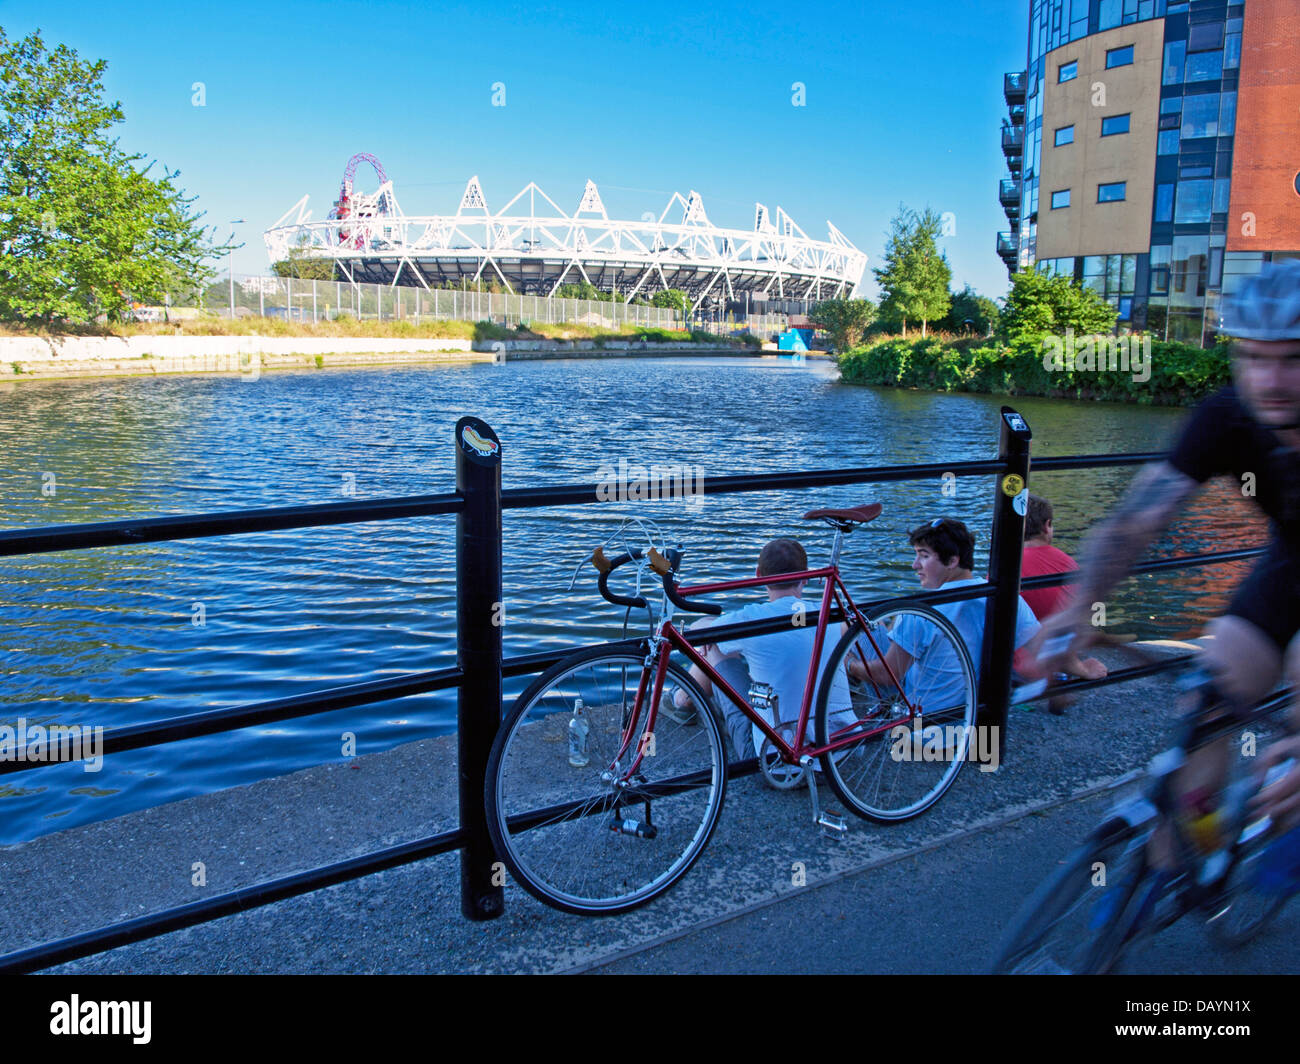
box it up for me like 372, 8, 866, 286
0, 29, 221, 325
1000, 269, 1118, 349
651, 288, 690, 319
945, 285, 1001, 336
872, 206, 952, 338
809, 297, 877, 352
272, 236, 336, 280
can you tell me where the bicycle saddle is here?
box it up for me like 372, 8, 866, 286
803, 502, 883, 524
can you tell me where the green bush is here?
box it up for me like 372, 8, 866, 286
837, 335, 1228, 405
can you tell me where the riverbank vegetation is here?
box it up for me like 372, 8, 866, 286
818, 256, 1230, 405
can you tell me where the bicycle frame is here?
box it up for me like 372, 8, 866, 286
608, 563, 915, 781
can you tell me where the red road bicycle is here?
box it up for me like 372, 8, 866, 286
484, 504, 978, 914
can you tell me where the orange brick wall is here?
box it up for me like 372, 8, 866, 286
1226, 0, 1300, 251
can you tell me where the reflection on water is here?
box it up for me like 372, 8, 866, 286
0, 360, 1265, 843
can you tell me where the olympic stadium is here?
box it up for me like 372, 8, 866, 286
263, 154, 867, 312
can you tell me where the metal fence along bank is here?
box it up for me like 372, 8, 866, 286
0, 409, 1268, 973
155, 274, 792, 339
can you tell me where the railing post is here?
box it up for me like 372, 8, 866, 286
455, 416, 506, 920
982, 407, 1033, 758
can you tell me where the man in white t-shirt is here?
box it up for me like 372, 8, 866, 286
662, 538, 854, 759
851, 518, 1105, 700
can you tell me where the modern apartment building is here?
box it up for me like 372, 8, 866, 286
998, 0, 1300, 344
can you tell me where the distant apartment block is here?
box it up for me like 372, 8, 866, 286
998, 0, 1300, 344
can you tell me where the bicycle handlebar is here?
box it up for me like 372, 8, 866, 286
594, 547, 650, 610
590, 545, 723, 616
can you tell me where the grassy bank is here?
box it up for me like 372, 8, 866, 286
0, 316, 759, 348
837, 335, 1231, 406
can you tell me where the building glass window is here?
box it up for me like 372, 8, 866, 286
1170, 235, 1209, 308
1106, 45, 1135, 68
1188, 23, 1224, 52
1101, 114, 1131, 136
1182, 94, 1220, 139
1174, 179, 1213, 223
1220, 92, 1236, 136
1059, 60, 1078, 83
1163, 41, 1186, 84
1051, 189, 1071, 209
1159, 130, 1180, 154
1098, 181, 1127, 203
1186, 51, 1224, 82
1100, 0, 1122, 29
1161, 97, 1183, 114
1055, 125, 1075, 146
1155, 183, 1175, 222
1213, 178, 1231, 213
1225, 33, 1241, 69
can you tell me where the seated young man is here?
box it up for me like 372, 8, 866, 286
1020, 493, 1082, 622
849, 518, 1105, 701
662, 537, 855, 759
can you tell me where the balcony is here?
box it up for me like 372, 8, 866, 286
997, 232, 1019, 258
1004, 204, 1020, 225
1007, 152, 1023, 175
1001, 126, 1024, 155
999, 178, 1020, 207
1008, 104, 1025, 126
1004, 71, 1026, 104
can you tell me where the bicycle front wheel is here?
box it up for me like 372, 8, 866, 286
991, 820, 1146, 974
485, 647, 727, 916
814, 603, 977, 822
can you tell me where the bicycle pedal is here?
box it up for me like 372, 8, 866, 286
816, 810, 848, 836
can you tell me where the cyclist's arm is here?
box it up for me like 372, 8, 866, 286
1254, 733, 1300, 830
1045, 460, 1200, 640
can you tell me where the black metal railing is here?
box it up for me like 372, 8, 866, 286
0, 410, 1267, 972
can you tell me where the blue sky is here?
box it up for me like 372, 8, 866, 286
4, 0, 1028, 299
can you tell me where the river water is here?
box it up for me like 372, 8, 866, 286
0, 357, 1265, 844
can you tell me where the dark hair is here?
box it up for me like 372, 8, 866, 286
1024, 494, 1054, 539
758, 538, 807, 590
908, 518, 975, 570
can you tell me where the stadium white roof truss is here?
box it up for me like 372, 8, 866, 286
264, 176, 867, 302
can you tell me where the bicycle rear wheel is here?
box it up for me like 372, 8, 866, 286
485, 647, 726, 916
814, 603, 978, 822
991, 820, 1147, 974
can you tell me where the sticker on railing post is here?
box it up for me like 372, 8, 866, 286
457, 417, 501, 466
1001, 473, 1024, 498
1012, 488, 1029, 516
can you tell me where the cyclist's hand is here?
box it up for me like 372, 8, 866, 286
1251, 733, 1300, 830
1032, 607, 1097, 673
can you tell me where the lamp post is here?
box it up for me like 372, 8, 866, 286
228, 219, 246, 319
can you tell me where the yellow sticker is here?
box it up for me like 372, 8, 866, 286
1001, 473, 1024, 498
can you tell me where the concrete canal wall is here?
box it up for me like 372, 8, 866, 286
0, 336, 790, 382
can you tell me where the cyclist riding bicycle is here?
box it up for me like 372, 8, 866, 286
1039, 258, 1300, 890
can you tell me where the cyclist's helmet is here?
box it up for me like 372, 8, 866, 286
1220, 258, 1300, 341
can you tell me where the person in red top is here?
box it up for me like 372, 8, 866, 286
1020, 494, 1080, 621
1015, 494, 1103, 712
